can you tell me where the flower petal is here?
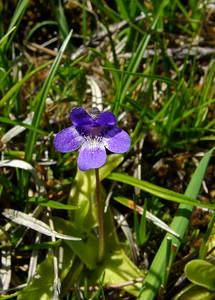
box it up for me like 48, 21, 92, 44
96, 112, 116, 126
70, 107, 94, 127
77, 140, 106, 171
54, 126, 84, 153
103, 128, 131, 153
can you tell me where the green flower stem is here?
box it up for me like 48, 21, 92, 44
95, 168, 104, 263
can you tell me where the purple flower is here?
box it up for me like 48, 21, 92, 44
54, 107, 131, 171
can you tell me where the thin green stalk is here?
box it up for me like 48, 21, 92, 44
95, 168, 104, 263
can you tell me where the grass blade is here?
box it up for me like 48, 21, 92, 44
54, 0, 70, 43
0, 26, 16, 45
25, 30, 73, 163
113, 0, 170, 114
3, 0, 29, 50
2, 209, 80, 241
114, 196, 179, 237
0, 61, 51, 107
138, 148, 214, 299
108, 172, 215, 210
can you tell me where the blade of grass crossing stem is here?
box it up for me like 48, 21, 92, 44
138, 148, 214, 300
113, 0, 170, 115
108, 173, 215, 210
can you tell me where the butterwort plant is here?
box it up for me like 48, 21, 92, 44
54, 107, 131, 262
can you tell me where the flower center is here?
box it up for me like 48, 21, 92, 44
84, 135, 103, 143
